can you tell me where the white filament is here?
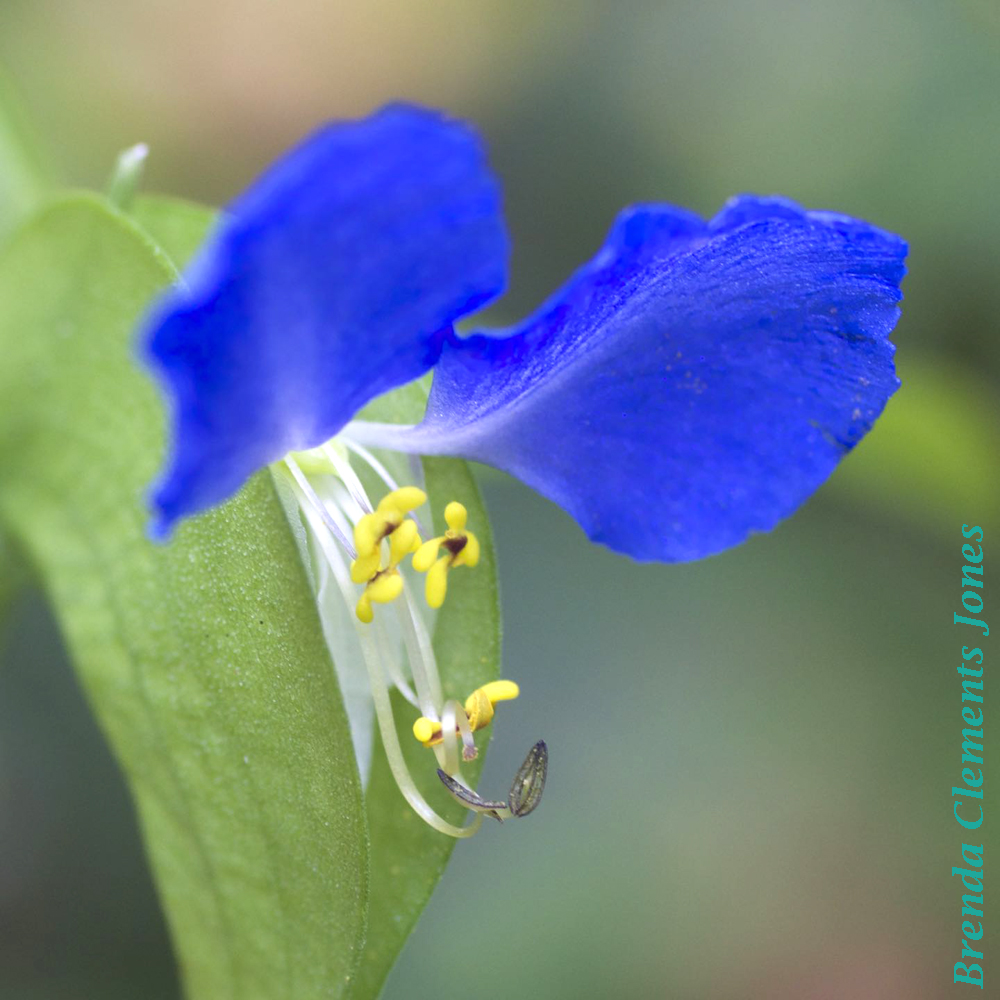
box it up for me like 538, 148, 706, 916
281, 445, 479, 837
321, 442, 373, 514
284, 455, 356, 557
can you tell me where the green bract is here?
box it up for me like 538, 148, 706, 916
0, 190, 499, 999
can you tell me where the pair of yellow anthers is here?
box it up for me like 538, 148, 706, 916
349, 487, 480, 623
412, 680, 520, 759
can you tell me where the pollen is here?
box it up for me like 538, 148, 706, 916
411, 501, 481, 608
412, 679, 519, 748
353, 486, 426, 559
350, 486, 426, 622
355, 568, 404, 623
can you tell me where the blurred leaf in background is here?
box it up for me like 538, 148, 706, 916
0, 68, 48, 619
830, 355, 1000, 537
0, 69, 51, 241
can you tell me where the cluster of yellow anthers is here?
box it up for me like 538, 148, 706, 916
412, 680, 519, 759
349, 487, 480, 623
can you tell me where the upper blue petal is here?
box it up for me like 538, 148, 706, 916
409, 195, 906, 562
143, 104, 509, 536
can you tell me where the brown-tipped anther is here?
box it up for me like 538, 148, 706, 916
508, 740, 548, 818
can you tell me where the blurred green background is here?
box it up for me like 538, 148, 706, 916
1, 1, 997, 997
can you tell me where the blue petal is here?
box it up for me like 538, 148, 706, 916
144, 104, 508, 537
396, 195, 906, 562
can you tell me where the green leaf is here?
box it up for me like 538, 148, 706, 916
0, 194, 369, 999
132, 192, 217, 267
0, 69, 52, 242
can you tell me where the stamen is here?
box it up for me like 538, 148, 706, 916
412, 680, 519, 749
411, 500, 480, 609
355, 568, 403, 624
347, 487, 427, 623
373, 617, 419, 708
436, 741, 549, 821
320, 442, 373, 514
340, 438, 400, 499
355, 612, 483, 838
440, 700, 461, 777
338, 442, 428, 539
397, 591, 444, 712
470, 680, 519, 715
350, 549, 382, 585
292, 474, 480, 838
389, 518, 420, 565
284, 455, 357, 557
425, 556, 451, 609
283, 469, 354, 578
455, 703, 478, 761
281, 441, 534, 838
444, 500, 466, 531
311, 479, 361, 547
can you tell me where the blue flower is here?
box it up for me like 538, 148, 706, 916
144, 103, 906, 562
141, 104, 907, 833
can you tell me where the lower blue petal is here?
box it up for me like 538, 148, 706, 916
400, 196, 906, 562
143, 104, 509, 537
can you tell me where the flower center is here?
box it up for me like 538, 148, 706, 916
274, 436, 545, 837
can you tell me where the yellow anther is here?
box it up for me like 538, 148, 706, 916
478, 680, 520, 704
377, 486, 427, 515
353, 488, 426, 559
353, 510, 389, 558
389, 517, 421, 565
356, 593, 374, 624
412, 536, 444, 573
444, 501, 467, 531
413, 717, 438, 744
464, 687, 494, 730
411, 500, 480, 608
455, 530, 480, 568
366, 569, 403, 604
350, 486, 426, 623
412, 679, 520, 747
349, 549, 381, 584
425, 556, 450, 609
354, 568, 403, 623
